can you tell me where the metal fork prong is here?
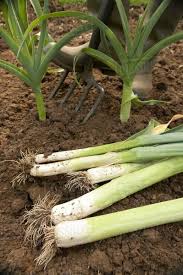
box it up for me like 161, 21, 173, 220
82, 84, 105, 123
75, 83, 93, 112
49, 69, 69, 99
59, 77, 80, 107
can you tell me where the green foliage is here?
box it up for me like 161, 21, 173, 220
0, 0, 94, 121
82, 0, 183, 122
3, 0, 182, 123
0, 0, 47, 120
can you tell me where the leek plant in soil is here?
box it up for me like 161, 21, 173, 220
82, 0, 183, 122
0, 0, 94, 121
36, 197, 183, 267
20, 0, 183, 122
24, 157, 183, 247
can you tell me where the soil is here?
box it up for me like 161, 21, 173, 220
0, 3, 183, 275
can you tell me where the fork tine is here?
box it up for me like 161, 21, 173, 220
82, 83, 105, 123
50, 67, 105, 122
49, 69, 69, 99
75, 83, 93, 112
59, 75, 80, 107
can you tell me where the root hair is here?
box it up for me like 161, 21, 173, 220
11, 149, 35, 187
66, 172, 96, 192
36, 226, 57, 268
23, 193, 60, 247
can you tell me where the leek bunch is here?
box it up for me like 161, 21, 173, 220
21, 117, 183, 267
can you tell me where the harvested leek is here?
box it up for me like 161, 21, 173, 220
36, 197, 183, 267
30, 143, 183, 177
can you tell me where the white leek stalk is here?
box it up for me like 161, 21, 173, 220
37, 198, 183, 266
84, 163, 147, 184
66, 163, 149, 191
31, 143, 183, 177
55, 197, 183, 246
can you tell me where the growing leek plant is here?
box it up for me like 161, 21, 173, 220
82, 0, 183, 122
20, 0, 183, 122
0, 0, 48, 120
0, 0, 94, 120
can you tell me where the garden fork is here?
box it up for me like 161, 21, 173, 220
48, 0, 116, 122
49, 57, 107, 123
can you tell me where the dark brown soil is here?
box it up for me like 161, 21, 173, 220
0, 3, 183, 275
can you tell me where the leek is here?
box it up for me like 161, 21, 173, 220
30, 143, 183, 177
66, 163, 149, 191
82, 0, 183, 122
37, 197, 183, 267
